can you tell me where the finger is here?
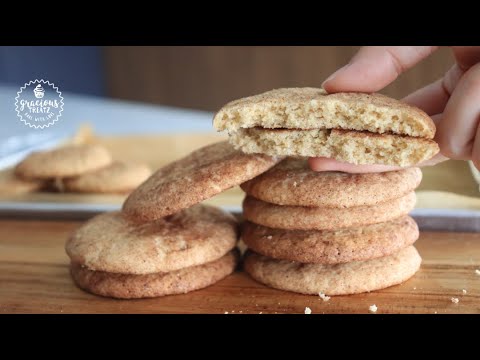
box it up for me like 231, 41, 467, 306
402, 79, 450, 115
470, 123, 480, 170
323, 46, 438, 93
308, 157, 402, 173
452, 46, 480, 70
436, 63, 480, 160
416, 152, 449, 167
403, 65, 464, 115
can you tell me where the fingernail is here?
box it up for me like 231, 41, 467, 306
322, 64, 350, 88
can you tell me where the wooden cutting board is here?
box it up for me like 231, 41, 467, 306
1, 218, 479, 314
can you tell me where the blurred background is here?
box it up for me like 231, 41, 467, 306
0, 46, 454, 110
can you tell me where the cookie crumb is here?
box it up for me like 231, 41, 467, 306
318, 292, 331, 302
304, 307, 312, 314
451, 297, 459, 304
369, 304, 378, 313
267, 235, 272, 240
293, 181, 298, 187
224, 311, 229, 314
475, 269, 480, 275
259, 312, 263, 314
239, 310, 243, 313
434, 311, 437, 314
462, 289, 467, 295
413, 287, 416, 290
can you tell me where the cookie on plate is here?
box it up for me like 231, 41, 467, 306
122, 141, 282, 222
242, 216, 419, 264
0, 169, 46, 195
241, 158, 422, 207
63, 161, 152, 194
243, 246, 421, 295
15, 144, 112, 179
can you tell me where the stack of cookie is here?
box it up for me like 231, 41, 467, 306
14, 143, 152, 194
240, 159, 422, 295
213, 87, 440, 295
66, 141, 281, 299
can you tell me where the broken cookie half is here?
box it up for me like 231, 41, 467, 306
213, 87, 439, 166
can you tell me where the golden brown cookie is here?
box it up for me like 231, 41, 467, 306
241, 158, 422, 207
15, 144, 112, 179
71, 250, 239, 299
66, 205, 238, 274
63, 161, 152, 194
214, 88, 435, 139
230, 128, 438, 167
243, 192, 416, 230
242, 216, 419, 264
122, 141, 282, 222
243, 246, 422, 295
0, 169, 46, 195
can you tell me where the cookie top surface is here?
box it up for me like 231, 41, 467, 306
243, 245, 421, 295
242, 216, 419, 264
63, 161, 152, 194
241, 158, 422, 207
15, 144, 112, 179
122, 141, 281, 222
243, 192, 416, 230
66, 205, 239, 274
71, 250, 238, 299
213, 87, 435, 139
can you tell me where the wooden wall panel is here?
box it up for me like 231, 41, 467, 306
104, 46, 454, 111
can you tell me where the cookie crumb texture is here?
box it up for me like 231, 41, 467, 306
70, 250, 238, 299
214, 88, 435, 139
369, 304, 378, 313
243, 246, 421, 295
230, 128, 438, 167
319, 293, 331, 302
304, 307, 312, 314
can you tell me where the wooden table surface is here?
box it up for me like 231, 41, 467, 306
1, 218, 479, 314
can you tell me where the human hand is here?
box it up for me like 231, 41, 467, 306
310, 46, 480, 173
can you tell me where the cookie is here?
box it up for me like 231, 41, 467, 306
230, 128, 438, 167
214, 88, 435, 139
71, 250, 239, 299
15, 144, 112, 179
241, 158, 422, 207
0, 169, 46, 195
242, 216, 419, 264
243, 246, 421, 295
66, 205, 238, 274
63, 161, 152, 194
122, 141, 282, 222
243, 192, 416, 230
